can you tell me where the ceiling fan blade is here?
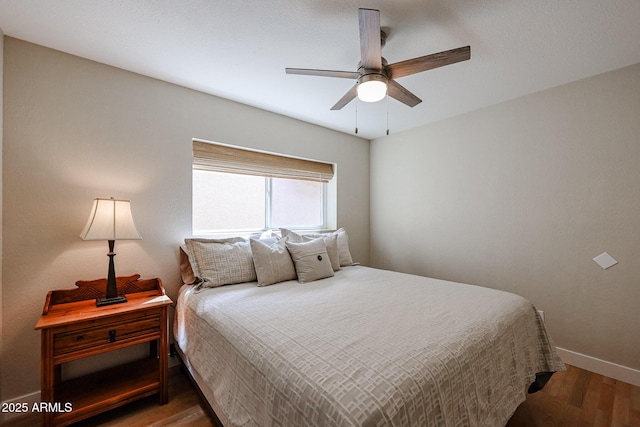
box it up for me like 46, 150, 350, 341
359, 8, 382, 69
330, 85, 358, 110
386, 46, 470, 79
286, 68, 359, 79
387, 80, 422, 107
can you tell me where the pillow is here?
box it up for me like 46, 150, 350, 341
307, 234, 340, 271
249, 230, 278, 240
184, 237, 256, 287
334, 228, 354, 266
285, 238, 334, 283
320, 234, 340, 271
250, 237, 297, 287
179, 245, 196, 285
281, 228, 354, 266
280, 230, 339, 271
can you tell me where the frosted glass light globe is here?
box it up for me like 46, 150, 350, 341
357, 76, 387, 102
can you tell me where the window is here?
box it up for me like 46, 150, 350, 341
193, 171, 266, 232
270, 177, 324, 227
192, 140, 334, 235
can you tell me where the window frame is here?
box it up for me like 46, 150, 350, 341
191, 139, 336, 236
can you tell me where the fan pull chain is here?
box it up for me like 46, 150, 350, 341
386, 95, 390, 135
355, 99, 359, 135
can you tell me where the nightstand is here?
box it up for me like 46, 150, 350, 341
34, 274, 173, 427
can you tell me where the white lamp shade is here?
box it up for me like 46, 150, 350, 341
80, 198, 142, 241
357, 79, 387, 103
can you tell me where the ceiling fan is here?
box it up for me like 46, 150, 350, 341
286, 8, 470, 110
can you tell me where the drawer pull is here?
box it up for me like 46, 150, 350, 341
109, 330, 116, 343
76, 335, 84, 341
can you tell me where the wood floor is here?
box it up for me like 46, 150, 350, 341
507, 364, 640, 427
6, 364, 639, 426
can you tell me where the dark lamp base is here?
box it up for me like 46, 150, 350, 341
96, 295, 128, 307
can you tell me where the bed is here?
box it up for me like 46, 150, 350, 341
174, 230, 564, 427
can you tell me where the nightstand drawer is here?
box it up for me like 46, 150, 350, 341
54, 311, 161, 356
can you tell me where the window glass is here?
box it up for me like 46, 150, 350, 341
270, 178, 323, 228
192, 170, 265, 233
192, 171, 326, 234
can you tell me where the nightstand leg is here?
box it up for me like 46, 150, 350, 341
41, 330, 55, 427
159, 308, 169, 404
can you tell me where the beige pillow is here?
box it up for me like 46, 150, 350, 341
320, 234, 340, 271
333, 228, 354, 266
184, 238, 256, 287
281, 228, 353, 267
250, 238, 297, 287
285, 238, 334, 283
281, 231, 339, 271
280, 228, 305, 243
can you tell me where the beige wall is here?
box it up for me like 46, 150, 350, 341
371, 63, 640, 372
1, 37, 370, 400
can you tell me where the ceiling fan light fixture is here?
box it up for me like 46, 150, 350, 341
357, 74, 388, 103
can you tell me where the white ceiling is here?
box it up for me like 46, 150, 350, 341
1, 0, 639, 140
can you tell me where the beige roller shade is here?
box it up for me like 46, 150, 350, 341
193, 140, 334, 183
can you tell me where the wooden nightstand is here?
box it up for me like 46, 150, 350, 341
34, 274, 173, 427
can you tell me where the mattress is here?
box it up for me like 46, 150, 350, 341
174, 265, 564, 426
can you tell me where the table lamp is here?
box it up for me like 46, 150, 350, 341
80, 197, 142, 306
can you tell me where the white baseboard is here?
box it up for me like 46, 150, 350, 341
556, 347, 640, 387
0, 390, 41, 423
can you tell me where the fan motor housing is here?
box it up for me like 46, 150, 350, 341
357, 71, 388, 86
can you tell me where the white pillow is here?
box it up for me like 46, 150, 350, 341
333, 228, 354, 266
320, 234, 340, 271
281, 228, 353, 267
285, 238, 334, 283
184, 238, 256, 287
281, 231, 339, 271
250, 237, 297, 287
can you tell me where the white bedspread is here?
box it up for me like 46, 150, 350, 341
175, 266, 564, 427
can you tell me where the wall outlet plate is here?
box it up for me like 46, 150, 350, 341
593, 252, 618, 270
